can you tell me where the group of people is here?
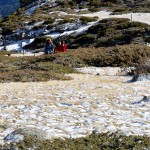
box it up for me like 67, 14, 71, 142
44, 39, 67, 54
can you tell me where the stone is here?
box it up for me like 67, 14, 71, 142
132, 96, 150, 105
131, 74, 150, 82
4, 127, 49, 143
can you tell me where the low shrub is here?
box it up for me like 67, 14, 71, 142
46, 24, 54, 30
80, 16, 98, 24
67, 44, 150, 67
0, 44, 150, 82
24, 36, 48, 49
0, 70, 72, 82
132, 59, 150, 74
88, 6, 99, 12
33, 25, 45, 30
1, 132, 149, 149
43, 18, 55, 25
58, 18, 74, 24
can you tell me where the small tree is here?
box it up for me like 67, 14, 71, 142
1, 27, 13, 50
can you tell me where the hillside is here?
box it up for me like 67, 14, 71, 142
0, 0, 150, 148
1, 0, 150, 52
0, 0, 20, 17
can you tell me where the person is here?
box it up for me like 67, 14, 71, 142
54, 42, 62, 53
61, 41, 67, 52
44, 38, 54, 54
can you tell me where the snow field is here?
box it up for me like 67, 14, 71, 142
0, 67, 150, 144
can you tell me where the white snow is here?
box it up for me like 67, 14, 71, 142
25, 0, 49, 15
0, 67, 150, 145
0, 39, 34, 52
80, 11, 150, 25
2, 10, 150, 52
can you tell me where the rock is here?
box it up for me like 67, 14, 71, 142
4, 127, 49, 143
0, 124, 7, 133
142, 96, 150, 102
92, 128, 100, 134
55, 22, 81, 33
132, 96, 150, 105
131, 74, 150, 82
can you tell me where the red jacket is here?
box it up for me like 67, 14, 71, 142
54, 45, 62, 53
62, 44, 67, 52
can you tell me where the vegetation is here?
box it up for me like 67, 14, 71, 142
58, 18, 74, 24
24, 18, 150, 50
43, 18, 55, 25
20, 0, 36, 7
132, 59, 150, 75
0, 44, 150, 82
0, 1, 150, 149
0, 51, 76, 82
80, 16, 98, 24
1, 132, 149, 149
60, 18, 150, 48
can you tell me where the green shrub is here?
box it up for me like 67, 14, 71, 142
1, 132, 149, 149
58, 18, 74, 24
28, 20, 36, 25
46, 24, 54, 29
33, 25, 45, 30
130, 21, 148, 28
88, 6, 99, 12
24, 36, 48, 49
80, 16, 98, 24
43, 18, 55, 24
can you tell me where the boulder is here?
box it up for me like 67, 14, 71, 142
132, 96, 150, 105
4, 127, 49, 143
131, 74, 150, 82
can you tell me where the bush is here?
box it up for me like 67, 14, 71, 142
1, 132, 149, 149
46, 24, 54, 29
0, 70, 71, 82
43, 18, 55, 24
88, 6, 99, 12
132, 59, 150, 74
67, 44, 150, 67
33, 25, 45, 30
130, 21, 148, 28
28, 20, 36, 25
24, 36, 48, 49
58, 18, 74, 24
80, 16, 98, 24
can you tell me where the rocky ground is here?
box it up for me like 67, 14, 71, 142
0, 67, 150, 145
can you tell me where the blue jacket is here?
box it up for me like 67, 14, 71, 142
44, 43, 54, 54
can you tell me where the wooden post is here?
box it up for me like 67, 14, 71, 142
3, 36, 6, 50
131, 13, 133, 22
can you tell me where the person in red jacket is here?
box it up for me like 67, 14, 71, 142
54, 42, 62, 53
61, 41, 67, 52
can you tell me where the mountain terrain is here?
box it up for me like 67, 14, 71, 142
0, 0, 150, 148
1, 0, 150, 51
